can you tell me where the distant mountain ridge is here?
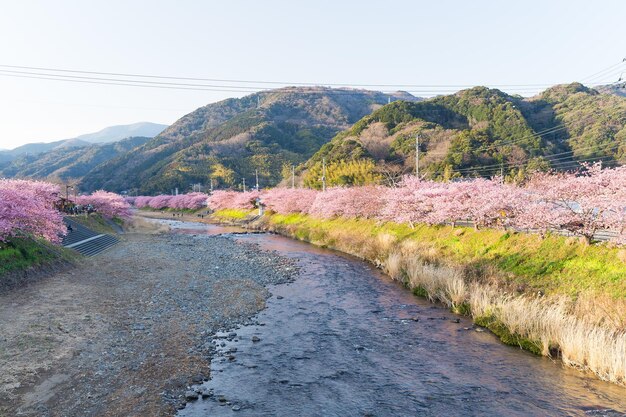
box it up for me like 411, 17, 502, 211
0, 136, 152, 183
596, 83, 626, 98
72, 122, 168, 144
0, 122, 167, 160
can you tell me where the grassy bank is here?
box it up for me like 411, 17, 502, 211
0, 237, 77, 278
213, 209, 626, 385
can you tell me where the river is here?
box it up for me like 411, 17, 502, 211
165, 220, 626, 416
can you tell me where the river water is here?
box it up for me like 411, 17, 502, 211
166, 221, 626, 416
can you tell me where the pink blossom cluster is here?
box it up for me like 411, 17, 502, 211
0, 179, 66, 243
260, 188, 317, 214
75, 190, 132, 219
519, 164, 626, 243
207, 190, 263, 211
131, 193, 209, 210
308, 186, 386, 219
207, 164, 626, 244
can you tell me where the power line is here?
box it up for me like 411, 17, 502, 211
0, 65, 616, 98
0, 70, 565, 97
579, 59, 626, 83
0, 63, 604, 89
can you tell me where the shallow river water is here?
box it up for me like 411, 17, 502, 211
167, 221, 626, 416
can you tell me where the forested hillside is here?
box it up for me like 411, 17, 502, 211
302, 83, 626, 187
80, 87, 417, 193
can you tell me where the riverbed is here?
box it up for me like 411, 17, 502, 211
169, 220, 626, 417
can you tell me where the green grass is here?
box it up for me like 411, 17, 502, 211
214, 209, 626, 299
213, 208, 250, 221
0, 237, 77, 277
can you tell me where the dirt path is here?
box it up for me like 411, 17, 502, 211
0, 226, 295, 416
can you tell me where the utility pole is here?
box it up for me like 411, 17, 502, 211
321, 158, 327, 192
415, 134, 419, 178
500, 162, 504, 183
291, 165, 295, 189
210, 178, 213, 192
388, 96, 391, 104
242, 178, 246, 192
255, 169, 259, 190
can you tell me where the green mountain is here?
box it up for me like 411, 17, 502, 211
80, 87, 418, 193
302, 83, 626, 187
0, 136, 151, 184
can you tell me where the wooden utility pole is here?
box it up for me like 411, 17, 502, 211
415, 134, 419, 178
322, 158, 327, 192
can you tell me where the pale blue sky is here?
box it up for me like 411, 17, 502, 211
0, 0, 624, 149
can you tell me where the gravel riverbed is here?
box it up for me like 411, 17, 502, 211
0, 228, 296, 416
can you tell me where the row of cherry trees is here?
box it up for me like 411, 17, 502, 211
131, 193, 209, 210
0, 180, 132, 243
208, 164, 626, 244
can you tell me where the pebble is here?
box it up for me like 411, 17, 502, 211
185, 390, 199, 401
251, 336, 261, 343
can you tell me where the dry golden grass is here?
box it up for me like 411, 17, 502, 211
348, 232, 626, 386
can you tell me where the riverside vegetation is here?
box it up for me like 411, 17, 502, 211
201, 170, 626, 386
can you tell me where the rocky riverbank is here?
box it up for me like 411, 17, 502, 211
0, 225, 296, 416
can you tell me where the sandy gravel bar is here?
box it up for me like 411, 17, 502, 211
0, 230, 295, 416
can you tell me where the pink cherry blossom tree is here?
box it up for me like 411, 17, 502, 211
75, 190, 131, 219
0, 179, 66, 243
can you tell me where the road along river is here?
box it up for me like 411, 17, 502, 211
166, 220, 626, 417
